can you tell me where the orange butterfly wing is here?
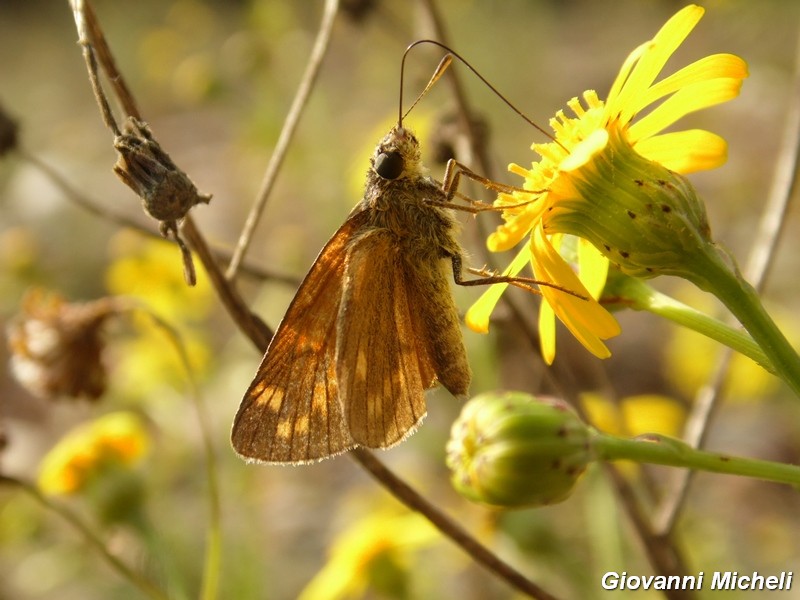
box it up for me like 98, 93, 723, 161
231, 210, 369, 463
336, 230, 442, 449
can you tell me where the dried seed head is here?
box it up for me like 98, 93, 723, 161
7, 290, 119, 401
113, 117, 211, 223
113, 118, 210, 285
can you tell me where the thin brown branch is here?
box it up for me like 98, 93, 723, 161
603, 467, 696, 600
350, 449, 559, 600
73, 0, 141, 120
655, 22, 800, 535
181, 217, 273, 349
225, 0, 340, 281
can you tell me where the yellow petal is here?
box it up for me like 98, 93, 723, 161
577, 238, 609, 298
487, 210, 540, 252
606, 41, 649, 116
628, 77, 744, 142
635, 130, 727, 173
532, 227, 620, 360
538, 296, 557, 365
612, 5, 705, 124
560, 129, 609, 172
634, 53, 748, 113
465, 245, 530, 333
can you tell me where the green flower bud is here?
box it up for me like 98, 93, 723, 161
446, 392, 593, 508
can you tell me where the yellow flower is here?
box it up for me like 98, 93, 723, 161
466, 5, 748, 364
298, 511, 439, 600
106, 232, 213, 396
581, 392, 685, 438
38, 412, 150, 496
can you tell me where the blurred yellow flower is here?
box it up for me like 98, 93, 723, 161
106, 230, 213, 322
106, 232, 213, 396
664, 288, 782, 400
582, 392, 685, 438
466, 5, 747, 364
299, 511, 439, 600
581, 392, 685, 478
38, 412, 150, 496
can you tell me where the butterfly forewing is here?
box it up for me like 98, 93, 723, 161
231, 211, 370, 463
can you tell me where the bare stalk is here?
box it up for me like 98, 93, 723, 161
225, 0, 340, 281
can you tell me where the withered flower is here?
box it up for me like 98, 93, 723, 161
7, 290, 119, 401
113, 117, 211, 285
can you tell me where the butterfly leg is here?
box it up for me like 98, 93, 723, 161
450, 254, 586, 299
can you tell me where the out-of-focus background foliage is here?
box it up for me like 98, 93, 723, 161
2, 1, 800, 598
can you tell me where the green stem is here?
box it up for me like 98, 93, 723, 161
134, 306, 221, 600
604, 275, 774, 374
687, 247, 800, 397
0, 476, 170, 600
591, 432, 800, 488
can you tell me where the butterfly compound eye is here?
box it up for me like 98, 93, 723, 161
374, 151, 404, 180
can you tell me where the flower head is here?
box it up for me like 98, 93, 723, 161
466, 5, 748, 364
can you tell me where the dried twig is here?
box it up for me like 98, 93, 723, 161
351, 449, 559, 600
71, 0, 210, 286
225, 0, 340, 281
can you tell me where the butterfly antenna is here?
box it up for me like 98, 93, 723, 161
399, 53, 452, 127
398, 39, 559, 146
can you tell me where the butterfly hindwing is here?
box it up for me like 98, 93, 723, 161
335, 230, 438, 449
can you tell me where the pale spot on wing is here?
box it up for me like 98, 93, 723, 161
276, 418, 294, 440
356, 348, 368, 382
255, 385, 283, 408
293, 413, 310, 436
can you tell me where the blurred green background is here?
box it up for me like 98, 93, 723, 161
2, 1, 800, 598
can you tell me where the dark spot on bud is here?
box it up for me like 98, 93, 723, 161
627, 210, 636, 219
634, 179, 644, 186
620, 251, 630, 258
661, 204, 672, 213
